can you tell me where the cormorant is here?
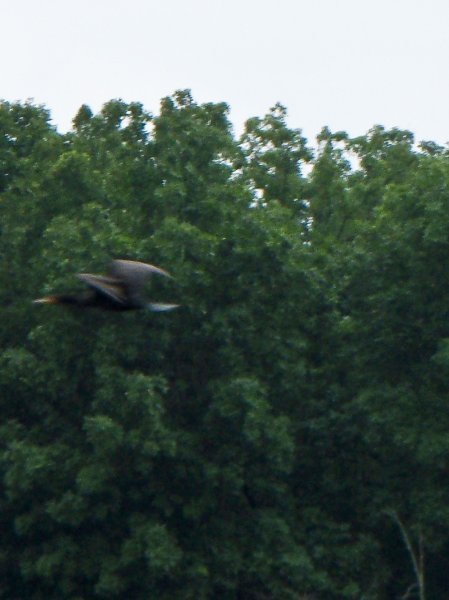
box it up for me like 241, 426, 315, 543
33, 259, 179, 312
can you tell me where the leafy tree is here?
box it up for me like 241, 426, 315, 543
308, 130, 449, 598
0, 94, 448, 599
240, 103, 312, 214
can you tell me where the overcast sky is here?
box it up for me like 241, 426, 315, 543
2, 0, 448, 145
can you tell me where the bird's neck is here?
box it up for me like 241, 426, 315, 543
54, 293, 93, 307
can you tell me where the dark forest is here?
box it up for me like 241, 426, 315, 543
1, 91, 448, 599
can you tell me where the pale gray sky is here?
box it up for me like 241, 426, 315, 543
2, 0, 448, 144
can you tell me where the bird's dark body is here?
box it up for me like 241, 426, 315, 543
34, 260, 178, 313
50, 292, 138, 311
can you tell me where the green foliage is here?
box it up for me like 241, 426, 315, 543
0, 94, 448, 598
241, 103, 312, 213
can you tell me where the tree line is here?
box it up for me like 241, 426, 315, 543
0, 91, 448, 598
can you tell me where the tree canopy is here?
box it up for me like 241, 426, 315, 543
0, 93, 448, 599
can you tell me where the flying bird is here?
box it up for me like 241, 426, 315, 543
33, 259, 179, 312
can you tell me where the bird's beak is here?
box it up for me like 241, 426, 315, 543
33, 296, 58, 304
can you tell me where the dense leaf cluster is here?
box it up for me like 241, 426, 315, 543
0, 92, 448, 599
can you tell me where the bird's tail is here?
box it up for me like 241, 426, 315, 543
147, 303, 179, 312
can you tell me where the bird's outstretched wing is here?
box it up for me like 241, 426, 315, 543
109, 259, 172, 303
109, 260, 171, 284
77, 273, 127, 304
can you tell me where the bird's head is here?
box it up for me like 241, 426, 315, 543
33, 295, 61, 305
